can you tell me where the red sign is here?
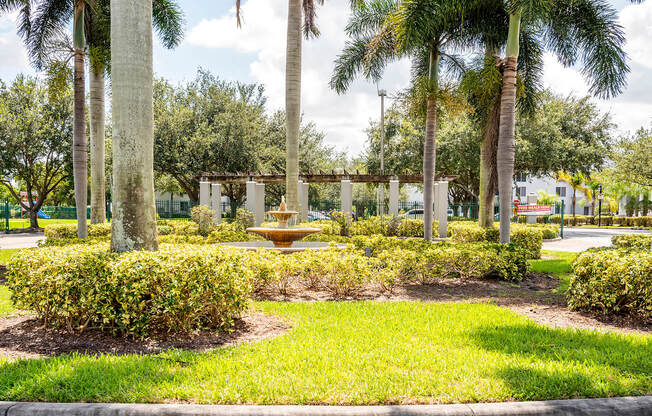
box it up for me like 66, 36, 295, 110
517, 204, 552, 216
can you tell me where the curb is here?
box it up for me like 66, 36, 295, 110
542, 237, 562, 242
2, 397, 652, 416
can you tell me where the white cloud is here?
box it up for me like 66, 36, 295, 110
187, 0, 411, 155
0, 14, 30, 75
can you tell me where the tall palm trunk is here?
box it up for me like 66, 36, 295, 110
423, 47, 440, 241
497, 9, 521, 243
285, 0, 302, 215
90, 61, 106, 224
478, 94, 501, 228
73, 48, 88, 238
110, 0, 158, 252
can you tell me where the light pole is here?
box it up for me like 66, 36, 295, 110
598, 185, 603, 227
378, 88, 386, 216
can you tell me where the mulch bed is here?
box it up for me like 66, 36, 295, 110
0, 312, 290, 360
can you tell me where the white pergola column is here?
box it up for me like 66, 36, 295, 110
245, 180, 256, 213
299, 180, 309, 223
436, 181, 448, 238
341, 179, 352, 217
199, 180, 210, 207
389, 179, 399, 216
526, 192, 537, 224
255, 183, 265, 226
211, 183, 222, 224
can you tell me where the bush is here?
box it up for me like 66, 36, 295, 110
191, 205, 216, 236
165, 220, 199, 236
398, 219, 425, 237
612, 234, 652, 250
7, 244, 252, 336
447, 222, 544, 259
235, 208, 255, 230
330, 211, 352, 236
44, 223, 112, 239
568, 249, 652, 319
207, 222, 253, 243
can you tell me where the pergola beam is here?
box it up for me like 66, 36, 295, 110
199, 172, 458, 184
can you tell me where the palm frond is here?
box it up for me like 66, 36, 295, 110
28, 0, 74, 70
345, 0, 395, 37
516, 23, 543, 115
153, 0, 185, 48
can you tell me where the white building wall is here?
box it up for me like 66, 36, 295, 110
513, 175, 592, 216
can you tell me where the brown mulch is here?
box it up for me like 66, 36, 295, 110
0, 312, 290, 360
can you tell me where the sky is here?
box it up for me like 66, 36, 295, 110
1, 0, 651, 156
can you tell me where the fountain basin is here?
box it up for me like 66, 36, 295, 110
246, 226, 321, 248
219, 240, 346, 253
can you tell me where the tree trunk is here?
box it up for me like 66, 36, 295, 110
497, 10, 521, 244
29, 210, 38, 229
90, 62, 106, 224
423, 48, 440, 241
73, 49, 88, 238
479, 96, 501, 228
285, 0, 302, 217
110, 0, 159, 252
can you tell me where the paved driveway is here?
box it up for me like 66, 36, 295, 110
543, 227, 651, 252
0, 232, 45, 250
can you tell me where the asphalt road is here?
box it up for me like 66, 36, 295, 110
543, 227, 651, 252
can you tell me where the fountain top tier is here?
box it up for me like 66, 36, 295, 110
266, 197, 297, 229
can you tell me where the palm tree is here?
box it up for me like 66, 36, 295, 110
110, 0, 158, 251
330, 0, 478, 240
236, 0, 335, 216
495, 0, 633, 243
557, 171, 591, 218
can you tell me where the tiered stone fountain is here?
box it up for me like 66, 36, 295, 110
221, 198, 341, 253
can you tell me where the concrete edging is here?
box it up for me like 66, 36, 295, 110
2, 397, 652, 416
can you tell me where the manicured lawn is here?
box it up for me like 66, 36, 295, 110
5, 218, 78, 230
0, 301, 649, 404
0, 286, 15, 317
0, 248, 20, 265
529, 250, 577, 294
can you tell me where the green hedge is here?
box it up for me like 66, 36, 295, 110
546, 215, 652, 227
568, 248, 652, 319
612, 234, 652, 250
7, 244, 252, 336
44, 223, 112, 239
447, 222, 548, 259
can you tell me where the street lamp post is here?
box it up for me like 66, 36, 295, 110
378, 89, 386, 216
598, 185, 603, 227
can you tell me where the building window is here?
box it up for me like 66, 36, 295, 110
584, 206, 590, 215
515, 173, 527, 182
556, 187, 566, 197
518, 187, 527, 198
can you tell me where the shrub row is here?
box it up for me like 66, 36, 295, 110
44, 223, 112, 239
546, 215, 652, 227
7, 244, 252, 336
446, 222, 555, 259
612, 234, 652, 251
568, 248, 652, 319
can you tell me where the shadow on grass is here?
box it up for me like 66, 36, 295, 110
469, 324, 652, 400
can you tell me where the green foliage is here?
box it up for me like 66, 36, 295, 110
6, 244, 252, 336
612, 234, 652, 251
613, 127, 652, 187
397, 218, 424, 237
235, 208, 255, 230
569, 249, 652, 319
447, 222, 547, 259
191, 205, 216, 236
44, 223, 111, 239
329, 212, 352, 236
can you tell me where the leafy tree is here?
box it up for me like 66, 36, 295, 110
557, 171, 591, 218
0, 73, 72, 228
613, 127, 652, 188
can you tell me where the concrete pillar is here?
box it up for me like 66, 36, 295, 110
245, 180, 256, 213
199, 181, 210, 207
341, 179, 352, 217
299, 181, 309, 223
433, 182, 440, 221
389, 179, 399, 216
526, 192, 538, 224
436, 181, 448, 238
255, 183, 265, 226
211, 183, 222, 224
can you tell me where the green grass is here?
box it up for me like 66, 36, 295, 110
0, 301, 649, 404
529, 250, 578, 294
0, 249, 20, 265
5, 218, 78, 230
0, 286, 15, 317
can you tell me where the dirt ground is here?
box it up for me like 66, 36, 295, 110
0, 271, 649, 360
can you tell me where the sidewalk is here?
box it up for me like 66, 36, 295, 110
0, 232, 44, 250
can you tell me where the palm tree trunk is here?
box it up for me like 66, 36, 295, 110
497, 9, 521, 244
423, 47, 440, 241
110, 0, 159, 252
73, 49, 88, 238
479, 94, 501, 228
90, 61, 106, 224
572, 189, 577, 218
285, 0, 302, 216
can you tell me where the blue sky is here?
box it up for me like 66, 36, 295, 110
1, 0, 651, 155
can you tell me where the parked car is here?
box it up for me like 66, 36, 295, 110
307, 211, 330, 221
400, 208, 454, 219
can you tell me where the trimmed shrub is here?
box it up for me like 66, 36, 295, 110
191, 205, 216, 236
44, 223, 112, 239
569, 249, 652, 319
612, 234, 652, 251
165, 220, 199, 236
447, 222, 544, 259
398, 219, 425, 237
7, 244, 252, 336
